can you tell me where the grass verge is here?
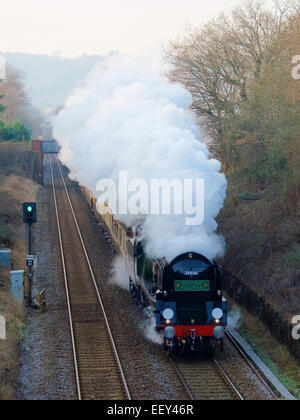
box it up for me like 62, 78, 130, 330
0, 287, 25, 400
0, 142, 40, 399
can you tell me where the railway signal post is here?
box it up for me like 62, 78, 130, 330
23, 203, 37, 306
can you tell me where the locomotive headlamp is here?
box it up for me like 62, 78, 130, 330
212, 308, 223, 320
163, 308, 174, 321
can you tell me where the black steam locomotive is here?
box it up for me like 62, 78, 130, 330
127, 239, 227, 355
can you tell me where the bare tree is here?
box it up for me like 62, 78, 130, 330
164, 0, 295, 167
0, 65, 28, 122
15, 106, 43, 139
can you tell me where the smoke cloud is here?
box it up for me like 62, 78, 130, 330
141, 309, 164, 345
228, 308, 242, 329
109, 256, 131, 291
53, 54, 227, 261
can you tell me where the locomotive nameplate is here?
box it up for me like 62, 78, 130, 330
174, 280, 210, 292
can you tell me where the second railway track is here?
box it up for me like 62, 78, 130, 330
48, 154, 130, 400
171, 356, 243, 400
169, 330, 279, 400
170, 330, 278, 400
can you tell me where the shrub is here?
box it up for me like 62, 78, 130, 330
0, 121, 30, 142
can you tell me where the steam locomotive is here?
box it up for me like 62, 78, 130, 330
81, 186, 227, 356
128, 241, 227, 356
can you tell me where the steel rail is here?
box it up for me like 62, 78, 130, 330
225, 330, 277, 399
169, 357, 194, 400
54, 155, 131, 400
213, 358, 244, 400
49, 154, 82, 400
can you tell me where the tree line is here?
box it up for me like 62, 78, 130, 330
164, 0, 300, 200
0, 65, 41, 142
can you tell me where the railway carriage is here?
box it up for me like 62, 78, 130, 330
81, 185, 227, 356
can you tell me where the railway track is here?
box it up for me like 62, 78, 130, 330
171, 355, 243, 400
48, 154, 131, 400
170, 329, 279, 400
46, 153, 278, 401
224, 330, 278, 399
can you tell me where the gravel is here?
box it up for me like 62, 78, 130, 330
18, 160, 76, 400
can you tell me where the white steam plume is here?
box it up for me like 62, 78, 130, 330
141, 307, 164, 345
228, 308, 242, 329
53, 55, 227, 261
110, 257, 162, 344
109, 256, 131, 291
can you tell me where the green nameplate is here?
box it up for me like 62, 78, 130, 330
174, 280, 210, 292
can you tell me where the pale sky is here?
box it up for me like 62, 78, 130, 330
0, 0, 246, 57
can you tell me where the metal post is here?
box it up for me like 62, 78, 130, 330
27, 223, 33, 305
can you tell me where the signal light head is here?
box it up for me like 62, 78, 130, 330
23, 202, 37, 224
